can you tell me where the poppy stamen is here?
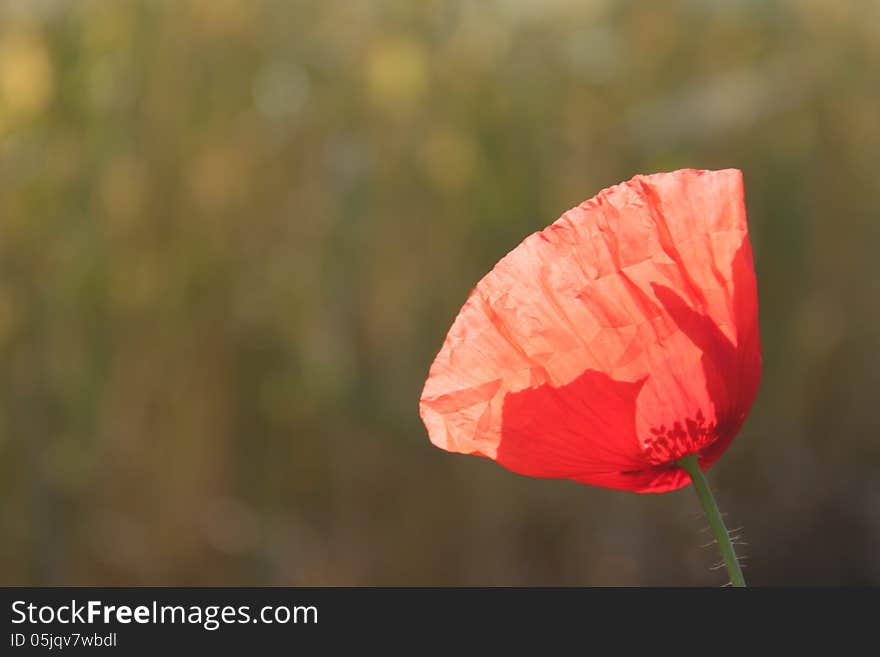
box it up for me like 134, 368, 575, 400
644, 412, 719, 467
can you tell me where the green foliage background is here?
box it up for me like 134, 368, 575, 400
1, 0, 878, 585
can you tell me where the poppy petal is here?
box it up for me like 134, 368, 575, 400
420, 169, 761, 493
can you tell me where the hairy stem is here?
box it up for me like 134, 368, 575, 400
678, 454, 746, 588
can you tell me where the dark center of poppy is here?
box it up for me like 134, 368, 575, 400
643, 409, 718, 466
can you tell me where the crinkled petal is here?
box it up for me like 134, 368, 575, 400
420, 169, 761, 493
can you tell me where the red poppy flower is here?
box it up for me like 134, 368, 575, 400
420, 168, 761, 493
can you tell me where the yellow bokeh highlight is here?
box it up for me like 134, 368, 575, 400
367, 37, 428, 116
0, 29, 54, 118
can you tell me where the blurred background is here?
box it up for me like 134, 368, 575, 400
0, 0, 878, 586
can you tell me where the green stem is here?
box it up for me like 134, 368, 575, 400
677, 454, 746, 588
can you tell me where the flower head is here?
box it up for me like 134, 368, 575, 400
420, 169, 761, 493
